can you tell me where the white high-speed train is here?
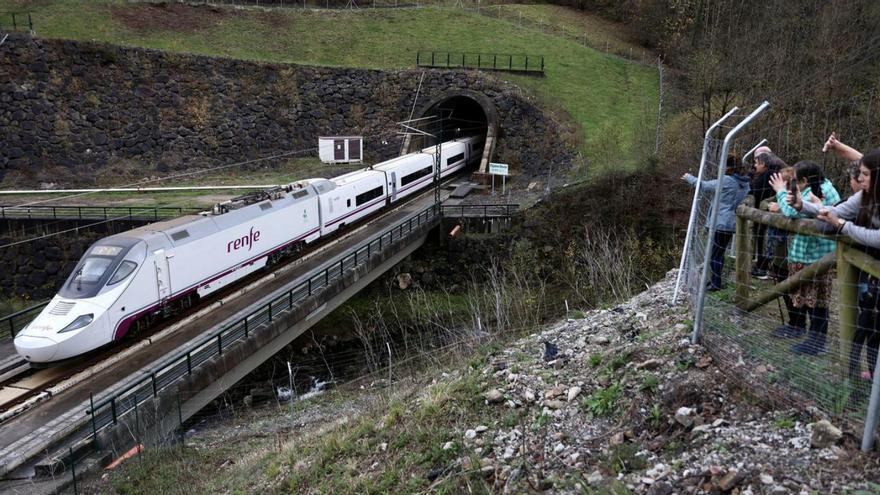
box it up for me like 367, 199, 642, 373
14, 136, 482, 363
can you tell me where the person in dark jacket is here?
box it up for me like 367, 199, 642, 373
750, 151, 784, 278
683, 154, 751, 291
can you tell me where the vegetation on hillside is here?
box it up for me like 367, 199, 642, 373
0, 0, 659, 173
578, 0, 880, 183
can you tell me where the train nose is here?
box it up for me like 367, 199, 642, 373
14, 335, 58, 362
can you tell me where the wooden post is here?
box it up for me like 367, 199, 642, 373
837, 243, 859, 369
735, 215, 750, 305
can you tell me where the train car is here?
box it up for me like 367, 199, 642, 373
14, 186, 321, 363
373, 135, 482, 203
318, 169, 387, 235
14, 137, 482, 364
372, 152, 434, 202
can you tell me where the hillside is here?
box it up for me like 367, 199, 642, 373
84, 271, 880, 494
0, 0, 659, 173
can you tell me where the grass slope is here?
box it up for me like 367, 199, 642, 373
0, 0, 658, 173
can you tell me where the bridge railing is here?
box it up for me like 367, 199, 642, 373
416, 50, 544, 74
84, 204, 441, 441
440, 203, 519, 217
0, 302, 49, 340
0, 205, 188, 221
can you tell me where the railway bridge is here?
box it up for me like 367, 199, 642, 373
0, 191, 518, 494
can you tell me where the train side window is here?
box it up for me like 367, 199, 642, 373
446, 152, 465, 166
108, 261, 138, 285
355, 186, 384, 207
347, 199, 351, 208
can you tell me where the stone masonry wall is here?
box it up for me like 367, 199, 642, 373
0, 35, 574, 186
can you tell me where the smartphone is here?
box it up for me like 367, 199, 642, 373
788, 178, 797, 195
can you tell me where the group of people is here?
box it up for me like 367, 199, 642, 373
682, 133, 880, 390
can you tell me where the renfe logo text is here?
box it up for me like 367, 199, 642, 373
228, 227, 261, 253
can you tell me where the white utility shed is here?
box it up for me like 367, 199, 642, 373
318, 136, 363, 164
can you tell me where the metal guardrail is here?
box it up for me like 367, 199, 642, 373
84, 204, 441, 439
440, 204, 519, 217
0, 205, 188, 222
0, 302, 49, 339
0, 11, 33, 33
416, 51, 544, 73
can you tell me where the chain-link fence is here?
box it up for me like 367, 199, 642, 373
676, 103, 880, 451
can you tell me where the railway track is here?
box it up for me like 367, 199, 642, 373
0, 178, 464, 422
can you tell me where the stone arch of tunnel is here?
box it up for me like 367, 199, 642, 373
401, 90, 498, 177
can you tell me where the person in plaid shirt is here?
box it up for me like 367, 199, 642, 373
771, 161, 841, 355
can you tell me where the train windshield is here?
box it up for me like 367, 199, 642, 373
59, 241, 137, 299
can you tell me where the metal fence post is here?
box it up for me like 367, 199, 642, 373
672, 107, 739, 304
734, 214, 750, 305
692, 102, 769, 344
864, 359, 880, 450
177, 389, 184, 445
89, 393, 98, 438
69, 446, 78, 495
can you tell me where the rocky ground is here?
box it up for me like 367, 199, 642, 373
97, 270, 880, 494
457, 271, 880, 494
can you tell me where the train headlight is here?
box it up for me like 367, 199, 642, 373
58, 314, 94, 334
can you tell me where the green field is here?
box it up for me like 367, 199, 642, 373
0, 0, 659, 174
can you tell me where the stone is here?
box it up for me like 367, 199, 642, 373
717, 470, 743, 491
674, 407, 695, 427
545, 399, 565, 410
760, 473, 775, 484
502, 446, 515, 459
691, 424, 712, 434
553, 443, 565, 454
523, 389, 536, 402
442, 441, 454, 451
589, 335, 610, 345
810, 420, 842, 448
647, 481, 673, 495
464, 429, 477, 440
566, 386, 581, 402
587, 471, 603, 485
485, 389, 503, 404
544, 386, 564, 399
396, 272, 412, 289
635, 358, 664, 370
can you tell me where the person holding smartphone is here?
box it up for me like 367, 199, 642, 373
682, 154, 751, 291
780, 140, 880, 390
769, 161, 840, 355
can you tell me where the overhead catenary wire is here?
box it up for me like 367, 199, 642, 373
0, 120, 491, 249
6, 146, 319, 210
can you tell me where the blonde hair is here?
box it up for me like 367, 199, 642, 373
779, 166, 795, 182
